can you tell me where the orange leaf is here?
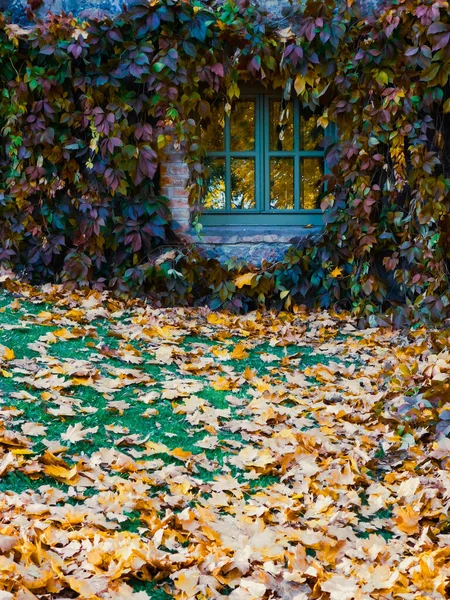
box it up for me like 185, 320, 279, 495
231, 343, 249, 360
395, 505, 421, 535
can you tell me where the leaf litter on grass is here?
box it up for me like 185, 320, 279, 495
0, 279, 448, 599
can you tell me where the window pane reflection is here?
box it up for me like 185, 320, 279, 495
203, 158, 226, 210
301, 114, 323, 150
231, 159, 255, 209
270, 100, 294, 151
301, 158, 323, 209
202, 103, 224, 151
270, 158, 294, 209
230, 101, 255, 151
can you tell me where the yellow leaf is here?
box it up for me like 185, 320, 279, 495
395, 505, 421, 535
3, 348, 14, 361
52, 328, 75, 339
43, 463, 78, 483
330, 266, 343, 278
171, 448, 192, 460
235, 272, 255, 288
231, 343, 249, 360
294, 73, 305, 95
207, 313, 225, 324
145, 441, 171, 455
38, 311, 53, 321
211, 376, 232, 391
317, 115, 329, 128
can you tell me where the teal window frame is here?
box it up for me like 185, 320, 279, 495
201, 93, 329, 227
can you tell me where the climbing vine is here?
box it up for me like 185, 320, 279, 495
0, 0, 449, 325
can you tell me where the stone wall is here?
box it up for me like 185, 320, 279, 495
4, 0, 385, 25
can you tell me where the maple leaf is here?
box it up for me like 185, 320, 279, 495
211, 376, 233, 390
21, 422, 47, 437
330, 266, 343, 278
61, 423, 99, 443
231, 343, 249, 360
394, 505, 421, 535
172, 568, 200, 598
0, 535, 18, 553
43, 462, 78, 483
321, 575, 359, 600
0, 452, 16, 476
67, 575, 109, 596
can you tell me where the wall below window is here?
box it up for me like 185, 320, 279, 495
183, 226, 323, 266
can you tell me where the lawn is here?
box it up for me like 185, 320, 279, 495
0, 281, 448, 599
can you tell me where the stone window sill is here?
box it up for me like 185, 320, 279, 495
181, 225, 324, 245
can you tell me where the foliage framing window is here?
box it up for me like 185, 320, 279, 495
201, 94, 326, 226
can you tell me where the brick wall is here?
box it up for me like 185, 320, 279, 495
160, 149, 191, 233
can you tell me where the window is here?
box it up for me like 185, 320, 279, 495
201, 93, 328, 226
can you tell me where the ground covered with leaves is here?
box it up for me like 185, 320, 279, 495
0, 281, 449, 600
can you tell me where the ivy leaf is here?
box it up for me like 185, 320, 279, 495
235, 273, 255, 288
39, 45, 55, 55
421, 63, 440, 82
148, 12, 160, 31
189, 16, 207, 42
294, 73, 305, 95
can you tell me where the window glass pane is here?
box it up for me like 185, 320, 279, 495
231, 158, 255, 210
203, 158, 226, 210
202, 103, 224, 151
230, 100, 255, 151
301, 158, 323, 209
300, 114, 324, 150
270, 100, 294, 151
270, 158, 294, 210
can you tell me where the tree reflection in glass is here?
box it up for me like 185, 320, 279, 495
301, 114, 323, 151
301, 158, 323, 209
231, 159, 255, 209
270, 158, 294, 209
269, 100, 294, 151
203, 158, 226, 210
230, 101, 255, 151
202, 103, 224, 151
